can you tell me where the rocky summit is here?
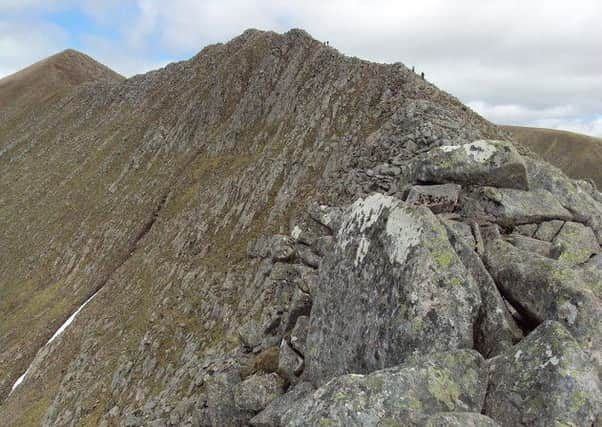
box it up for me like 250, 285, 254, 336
0, 29, 600, 426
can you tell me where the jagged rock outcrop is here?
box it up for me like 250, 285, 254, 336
305, 193, 481, 385
1, 28, 600, 427
484, 321, 600, 426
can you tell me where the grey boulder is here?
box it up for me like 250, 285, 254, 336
422, 412, 501, 427
551, 221, 600, 265
305, 193, 481, 385
484, 238, 602, 364
484, 321, 600, 427
234, 373, 285, 414
283, 350, 488, 427
409, 140, 529, 190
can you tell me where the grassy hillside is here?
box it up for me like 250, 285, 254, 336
503, 125, 602, 188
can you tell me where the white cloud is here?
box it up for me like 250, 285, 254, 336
0, 19, 69, 78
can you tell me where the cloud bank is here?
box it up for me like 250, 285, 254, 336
1, 0, 601, 136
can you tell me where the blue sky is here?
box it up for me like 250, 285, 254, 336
1, 0, 601, 137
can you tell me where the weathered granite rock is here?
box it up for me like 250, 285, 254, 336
305, 193, 481, 385
406, 183, 461, 213
290, 316, 309, 356
514, 223, 538, 237
441, 218, 476, 249
290, 221, 321, 246
308, 204, 343, 233
551, 221, 600, 265
297, 268, 318, 296
533, 219, 564, 241
445, 224, 517, 357
283, 350, 488, 427
295, 244, 321, 268
247, 236, 272, 258
504, 234, 552, 258
484, 238, 602, 363
422, 412, 501, 427
239, 320, 262, 351
205, 370, 248, 426
409, 140, 529, 190
484, 321, 601, 427
311, 235, 334, 258
526, 157, 602, 245
478, 187, 573, 227
250, 382, 314, 427
278, 340, 304, 384
234, 373, 285, 414
284, 289, 312, 332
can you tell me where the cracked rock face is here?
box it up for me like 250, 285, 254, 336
305, 193, 481, 385
484, 321, 601, 427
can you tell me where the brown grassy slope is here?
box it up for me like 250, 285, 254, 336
0, 49, 123, 111
503, 125, 602, 188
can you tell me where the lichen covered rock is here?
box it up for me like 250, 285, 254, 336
484, 321, 601, 427
305, 193, 481, 385
283, 350, 487, 427
422, 412, 501, 427
409, 140, 529, 190
484, 238, 602, 363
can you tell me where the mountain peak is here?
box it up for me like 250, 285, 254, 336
0, 48, 123, 111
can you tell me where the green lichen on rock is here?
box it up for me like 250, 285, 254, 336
305, 194, 481, 385
484, 321, 601, 427
283, 350, 487, 427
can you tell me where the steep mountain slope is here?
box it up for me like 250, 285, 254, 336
1, 30, 599, 426
0, 29, 499, 425
503, 125, 602, 188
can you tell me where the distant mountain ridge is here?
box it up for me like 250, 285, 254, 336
503, 125, 602, 188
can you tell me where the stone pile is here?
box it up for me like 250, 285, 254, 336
246, 140, 600, 427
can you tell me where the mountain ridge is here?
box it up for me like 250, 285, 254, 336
1, 29, 599, 426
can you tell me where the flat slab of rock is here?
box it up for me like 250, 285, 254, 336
406, 183, 461, 213
504, 234, 552, 258
270, 235, 296, 262
410, 140, 529, 190
250, 382, 314, 427
478, 187, 573, 227
305, 193, 481, 385
484, 321, 601, 427
552, 221, 600, 265
283, 350, 488, 427
526, 158, 602, 245
278, 340, 304, 384
533, 219, 564, 241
